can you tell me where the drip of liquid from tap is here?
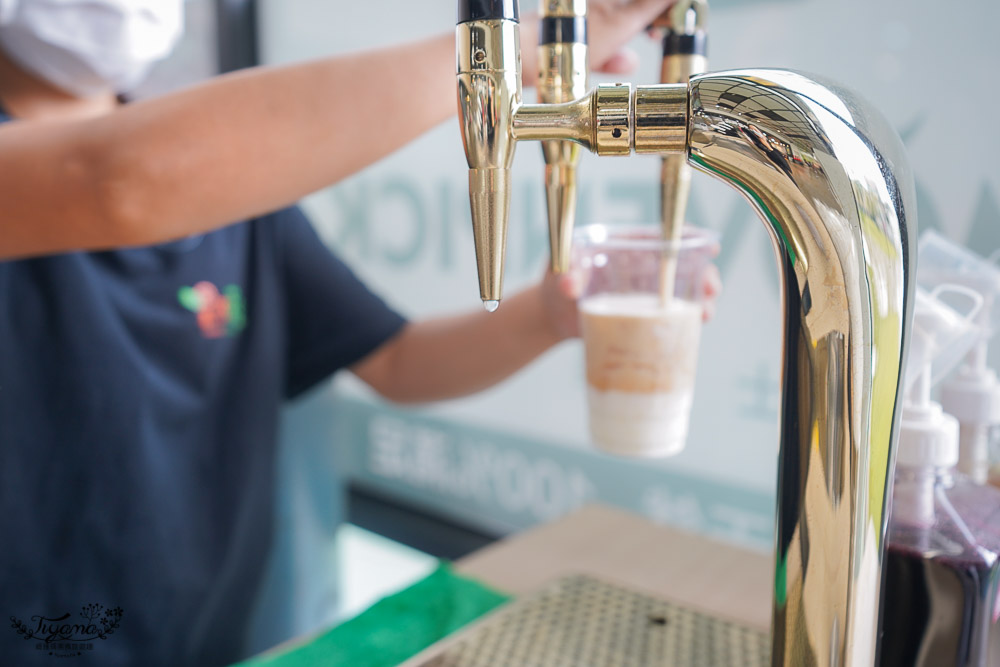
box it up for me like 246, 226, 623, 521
483, 300, 500, 313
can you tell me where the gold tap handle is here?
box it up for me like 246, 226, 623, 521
655, 0, 707, 302
538, 0, 588, 274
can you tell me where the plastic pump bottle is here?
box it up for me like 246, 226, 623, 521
880, 286, 1000, 667
917, 231, 1000, 484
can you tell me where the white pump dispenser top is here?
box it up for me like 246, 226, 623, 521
896, 286, 982, 469
894, 286, 982, 527
917, 231, 1000, 481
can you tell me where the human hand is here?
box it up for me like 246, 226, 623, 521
521, 0, 677, 85
587, 0, 678, 75
539, 268, 585, 341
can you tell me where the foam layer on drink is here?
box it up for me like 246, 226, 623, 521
580, 293, 703, 456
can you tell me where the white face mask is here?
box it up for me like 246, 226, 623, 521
0, 0, 183, 98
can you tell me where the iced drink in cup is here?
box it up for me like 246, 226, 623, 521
573, 224, 719, 457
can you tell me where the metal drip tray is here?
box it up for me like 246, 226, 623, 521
413, 574, 770, 667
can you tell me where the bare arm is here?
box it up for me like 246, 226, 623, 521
0, 33, 463, 259
0, 0, 674, 260
349, 276, 574, 404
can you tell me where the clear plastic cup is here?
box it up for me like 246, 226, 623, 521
572, 224, 720, 457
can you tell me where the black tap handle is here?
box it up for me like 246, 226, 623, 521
457, 0, 519, 24
652, 1, 708, 57
662, 30, 707, 57
540, 16, 587, 45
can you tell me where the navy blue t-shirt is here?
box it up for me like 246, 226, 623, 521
0, 150, 406, 662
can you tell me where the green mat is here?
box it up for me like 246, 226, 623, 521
238, 563, 510, 667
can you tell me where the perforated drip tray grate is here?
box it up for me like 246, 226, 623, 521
414, 574, 770, 667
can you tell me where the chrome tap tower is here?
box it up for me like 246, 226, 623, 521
456, 0, 916, 664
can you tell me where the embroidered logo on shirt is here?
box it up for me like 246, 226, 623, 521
177, 281, 246, 339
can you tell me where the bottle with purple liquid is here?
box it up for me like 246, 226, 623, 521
880, 462, 1000, 666
880, 286, 1000, 666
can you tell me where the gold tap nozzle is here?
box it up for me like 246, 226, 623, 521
538, 1, 588, 273
457, 16, 520, 306
545, 163, 578, 273
469, 168, 511, 304
656, 0, 708, 300
661, 152, 693, 239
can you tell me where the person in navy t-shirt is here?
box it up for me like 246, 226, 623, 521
0, 1, 713, 665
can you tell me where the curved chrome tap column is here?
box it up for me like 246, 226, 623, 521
688, 69, 915, 665
456, 4, 915, 662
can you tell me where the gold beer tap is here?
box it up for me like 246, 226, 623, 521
538, 0, 588, 274
457, 0, 685, 307
456, 1, 917, 664
653, 0, 707, 298
456, 0, 521, 310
